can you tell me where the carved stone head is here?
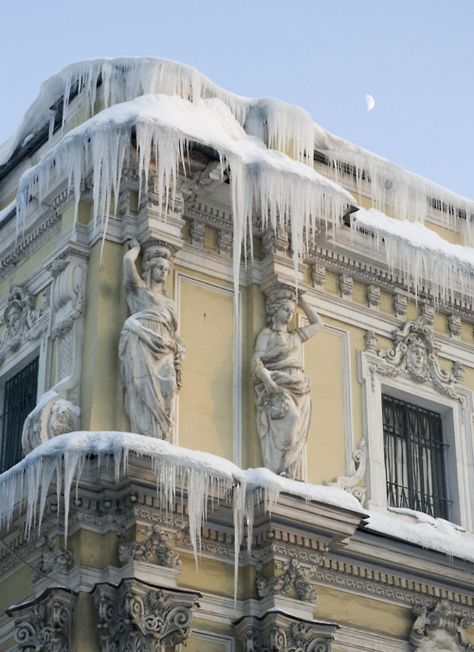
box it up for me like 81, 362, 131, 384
265, 284, 297, 329
406, 339, 428, 377
141, 241, 173, 286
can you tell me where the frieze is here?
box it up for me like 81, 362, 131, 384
317, 558, 474, 616
310, 247, 474, 321
0, 211, 61, 282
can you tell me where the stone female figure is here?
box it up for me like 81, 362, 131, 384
252, 285, 322, 479
119, 240, 185, 440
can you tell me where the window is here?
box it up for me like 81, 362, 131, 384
0, 357, 39, 472
382, 394, 449, 519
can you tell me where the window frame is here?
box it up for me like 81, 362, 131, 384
0, 343, 43, 473
359, 350, 474, 530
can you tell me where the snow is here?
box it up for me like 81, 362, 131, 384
353, 207, 474, 301
0, 57, 315, 168
0, 431, 364, 579
3, 56, 473, 242
316, 127, 474, 230
366, 508, 474, 563
0, 430, 473, 591
15, 93, 353, 292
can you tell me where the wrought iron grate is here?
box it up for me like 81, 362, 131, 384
382, 394, 450, 519
0, 357, 39, 472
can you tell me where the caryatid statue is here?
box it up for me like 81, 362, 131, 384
251, 284, 323, 479
119, 239, 185, 440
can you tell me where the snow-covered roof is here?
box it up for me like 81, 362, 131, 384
2, 56, 474, 299
354, 207, 474, 301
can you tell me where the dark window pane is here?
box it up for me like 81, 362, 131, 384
0, 358, 39, 472
382, 394, 449, 519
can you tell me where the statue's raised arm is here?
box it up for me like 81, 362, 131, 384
119, 240, 184, 441
252, 284, 322, 480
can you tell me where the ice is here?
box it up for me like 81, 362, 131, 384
353, 207, 474, 302
1, 430, 471, 590
15, 93, 353, 296
316, 128, 474, 233
0, 57, 314, 168
0, 431, 365, 597
3, 56, 474, 301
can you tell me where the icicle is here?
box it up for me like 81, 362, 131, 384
353, 208, 474, 303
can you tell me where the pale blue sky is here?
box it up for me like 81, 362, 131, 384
1, 0, 473, 197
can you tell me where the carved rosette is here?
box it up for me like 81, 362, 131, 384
92, 579, 200, 651
234, 612, 337, 652
7, 588, 76, 652
409, 600, 474, 651
366, 317, 460, 400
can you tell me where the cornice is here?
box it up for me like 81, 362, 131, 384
311, 240, 474, 320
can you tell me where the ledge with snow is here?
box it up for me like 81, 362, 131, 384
2, 431, 473, 569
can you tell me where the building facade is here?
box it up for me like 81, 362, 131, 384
0, 58, 473, 651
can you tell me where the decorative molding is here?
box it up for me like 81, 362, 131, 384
190, 219, 206, 248
234, 612, 337, 652
409, 599, 474, 651
421, 303, 435, 326
217, 229, 233, 256
311, 263, 326, 290
327, 439, 367, 505
367, 284, 380, 309
7, 587, 76, 652
0, 212, 62, 283
93, 579, 200, 651
393, 292, 408, 320
367, 316, 460, 400
448, 314, 462, 340
339, 273, 353, 300
262, 228, 290, 255
0, 285, 46, 366
32, 535, 73, 583
310, 241, 474, 320
118, 524, 181, 570
256, 559, 316, 603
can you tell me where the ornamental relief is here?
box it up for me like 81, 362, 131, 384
409, 600, 474, 651
0, 285, 46, 364
364, 316, 461, 400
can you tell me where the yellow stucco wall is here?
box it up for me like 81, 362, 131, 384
178, 276, 234, 459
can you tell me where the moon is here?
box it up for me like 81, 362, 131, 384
365, 94, 375, 112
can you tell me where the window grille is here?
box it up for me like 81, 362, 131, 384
0, 357, 39, 472
382, 394, 449, 519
